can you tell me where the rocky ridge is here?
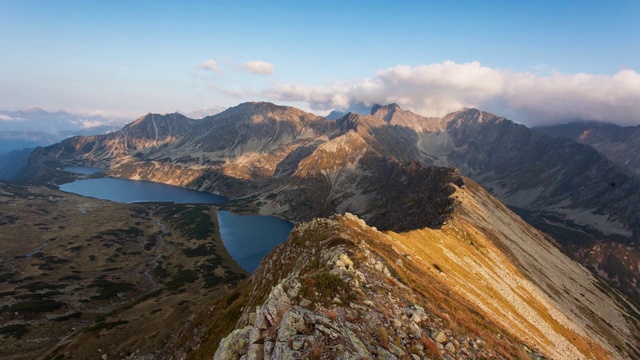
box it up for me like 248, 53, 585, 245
210, 179, 640, 359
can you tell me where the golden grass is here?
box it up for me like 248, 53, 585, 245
376, 210, 609, 359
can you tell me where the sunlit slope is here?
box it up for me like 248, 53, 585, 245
388, 179, 640, 359
210, 180, 639, 360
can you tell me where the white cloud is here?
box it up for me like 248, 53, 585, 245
66, 108, 138, 122
243, 61, 274, 75
78, 119, 105, 128
0, 114, 24, 121
199, 59, 223, 75
260, 61, 640, 126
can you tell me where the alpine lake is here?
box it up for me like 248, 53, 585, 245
60, 167, 293, 272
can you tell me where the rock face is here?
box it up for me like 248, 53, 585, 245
19, 101, 640, 300
536, 120, 640, 178
211, 183, 640, 359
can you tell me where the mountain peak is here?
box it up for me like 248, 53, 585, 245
25, 107, 47, 114
334, 112, 378, 131
442, 107, 506, 128
235, 101, 283, 112
208, 101, 323, 128
370, 103, 401, 116
326, 110, 346, 120
369, 103, 447, 131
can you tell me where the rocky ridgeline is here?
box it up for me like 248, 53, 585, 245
214, 214, 544, 360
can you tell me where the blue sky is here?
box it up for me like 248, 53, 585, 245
1, 1, 639, 124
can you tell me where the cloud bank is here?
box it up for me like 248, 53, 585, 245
0, 114, 24, 121
261, 61, 640, 126
243, 61, 274, 75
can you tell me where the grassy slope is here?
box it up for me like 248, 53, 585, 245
0, 182, 246, 359
388, 180, 640, 359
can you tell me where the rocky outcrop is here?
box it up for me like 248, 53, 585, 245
214, 214, 510, 360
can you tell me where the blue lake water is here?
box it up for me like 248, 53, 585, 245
63, 166, 106, 175
60, 178, 228, 204
59, 177, 292, 272
217, 211, 294, 272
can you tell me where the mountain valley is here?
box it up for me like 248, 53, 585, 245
4, 101, 640, 359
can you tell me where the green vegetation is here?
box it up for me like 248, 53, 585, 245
0, 299, 64, 314
38, 256, 69, 270
182, 244, 213, 257
0, 272, 16, 282
152, 264, 170, 280
204, 272, 246, 289
15, 291, 62, 300
159, 204, 215, 240
165, 269, 198, 291
16, 281, 65, 292
0, 184, 246, 359
58, 275, 82, 281
85, 320, 129, 333
53, 312, 82, 322
143, 237, 156, 251
88, 279, 135, 300
226, 291, 241, 306
0, 324, 29, 339
300, 271, 354, 305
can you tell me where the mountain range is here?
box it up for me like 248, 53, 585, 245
6, 101, 640, 358
21, 102, 640, 300
0, 108, 127, 180
0, 107, 125, 144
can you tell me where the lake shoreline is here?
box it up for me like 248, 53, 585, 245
59, 173, 293, 273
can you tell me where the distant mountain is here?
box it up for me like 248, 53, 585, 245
20, 102, 640, 302
0, 107, 122, 133
0, 131, 59, 155
0, 107, 126, 155
325, 110, 346, 120
179, 106, 227, 119
0, 148, 33, 180
536, 121, 640, 178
